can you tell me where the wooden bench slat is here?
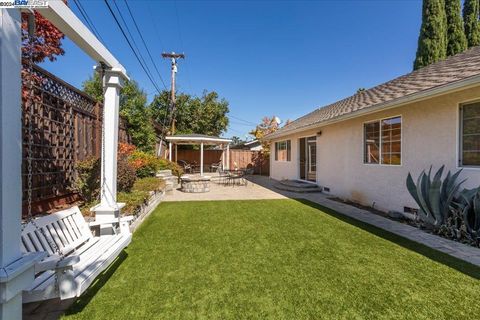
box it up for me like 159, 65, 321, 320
52, 221, 69, 247
22, 205, 131, 303
59, 218, 75, 243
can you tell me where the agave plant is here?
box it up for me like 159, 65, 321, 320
456, 187, 480, 245
406, 166, 465, 230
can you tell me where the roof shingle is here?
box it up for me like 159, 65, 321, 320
268, 46, 480, 139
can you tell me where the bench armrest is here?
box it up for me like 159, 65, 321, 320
88, 216, 134, 227
34, 254, 80, 274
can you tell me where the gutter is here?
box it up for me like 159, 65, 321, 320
265, 74, 480, 141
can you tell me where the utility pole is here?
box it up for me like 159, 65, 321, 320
162, 52, 185, 135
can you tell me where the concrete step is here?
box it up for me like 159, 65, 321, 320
279, 179, 320, 189
165, 180, 174, 194
274, 180, 323, 193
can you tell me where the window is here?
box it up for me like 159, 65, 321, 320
364, 116, 401, 165
460, 102, 480, 166
275, 140, 291, 161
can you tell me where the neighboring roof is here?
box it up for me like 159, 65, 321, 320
165, 134, 232, 145
267, 46, 480, 139
244, 139, 260, 146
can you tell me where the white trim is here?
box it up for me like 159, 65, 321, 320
457, 99, 480, 170
36, 1, 127, 78
165, 136, 232, 144
266, 76, 480, 140
362, 115, 403, 167
274, 140, 291, 162
244, 139, 259, 146
298, 136, 317, 181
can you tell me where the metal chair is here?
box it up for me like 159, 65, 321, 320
177, 160, 192, 173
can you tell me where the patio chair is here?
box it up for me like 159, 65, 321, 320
226, 169, 248, 187
178, 160, 192, 173
210, 161, 221, 172
213, 164, 230, 185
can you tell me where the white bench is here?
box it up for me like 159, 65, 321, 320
21, 206, 132, 303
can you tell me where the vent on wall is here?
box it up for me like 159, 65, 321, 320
323, 187, 330, 192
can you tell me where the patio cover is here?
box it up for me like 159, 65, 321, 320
165, 134, 232, 175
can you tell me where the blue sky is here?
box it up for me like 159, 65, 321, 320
41, 0, 422, 139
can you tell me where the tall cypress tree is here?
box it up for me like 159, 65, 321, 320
445, 0, 467, 56
414, 0, 448, 70
463, 0, 480, 47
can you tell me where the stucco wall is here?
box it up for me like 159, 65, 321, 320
270, 86, 480, 213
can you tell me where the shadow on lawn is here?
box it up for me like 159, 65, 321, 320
294, 198, 480, 280
63, 250, 129, 316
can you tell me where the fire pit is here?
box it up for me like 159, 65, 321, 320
180, 175, 211, 193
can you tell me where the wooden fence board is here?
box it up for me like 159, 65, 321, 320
22, 64, 130, 216
174, 149, 269, 175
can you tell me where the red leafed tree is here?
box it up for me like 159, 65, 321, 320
21, 2, 67, 63
21, 1, 67, 101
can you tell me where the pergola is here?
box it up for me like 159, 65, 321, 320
166, 134, 232, 176
1, 3, 127, 318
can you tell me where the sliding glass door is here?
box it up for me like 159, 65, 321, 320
299, 136, 317, 182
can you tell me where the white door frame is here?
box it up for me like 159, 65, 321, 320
298, 136, 317, 184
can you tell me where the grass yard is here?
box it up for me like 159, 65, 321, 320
63, 199, 480, 320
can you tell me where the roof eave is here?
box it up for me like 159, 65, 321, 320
265, 74, 480, 141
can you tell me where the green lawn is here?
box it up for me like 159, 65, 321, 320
63, 199, 480, 320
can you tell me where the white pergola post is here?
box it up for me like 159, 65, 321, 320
0, 9, 43, 319
200, 142, 204, 176
169, 142, 172, 161
226, 143, 230, 170
221, 144, 225, 169
92, 68, 126, 235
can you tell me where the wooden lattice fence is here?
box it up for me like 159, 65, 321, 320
22, 64, 130, 215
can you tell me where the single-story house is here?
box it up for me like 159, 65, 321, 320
265, 46, 480, 214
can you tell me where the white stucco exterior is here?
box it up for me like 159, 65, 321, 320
270, 86, 480, 213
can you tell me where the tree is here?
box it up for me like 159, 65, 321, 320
149, 90, 230, 137
21, 2, 67, 63
82, 74, 156, 153
445, 0, 467, 56
463, 0, 480, 48
413, 0, 448, 70
119, 81, 156, 153
249, 116, 281, 154
231, 136, 246, 146
21, 2, 67, 101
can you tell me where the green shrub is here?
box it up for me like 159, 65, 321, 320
117, 157, 137, 192
117, 190, 149, 215
133, 177, 166, 193
158, 159, 183, 177
75, 157, 101, 203
129, 150, 161, 178
75, 156, 137, 203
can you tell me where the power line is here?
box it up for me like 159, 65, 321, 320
124, 0, 168, 90
103, 0, 163, 95
73, 0, 105, 44
229, 115, 257, 126
110, 0, 160, 91
229, 120, 255, 127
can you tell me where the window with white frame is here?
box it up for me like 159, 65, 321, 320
364, 116, 401, 165
460, 102, 480, 166
275, 140, 291, 161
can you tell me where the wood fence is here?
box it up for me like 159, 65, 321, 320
22, 64, 130, 215
175, 149, 269, 175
